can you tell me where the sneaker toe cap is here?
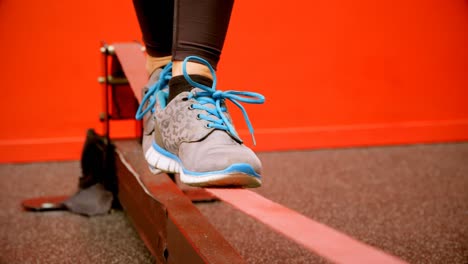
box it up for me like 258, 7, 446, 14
179, 132, 262, 174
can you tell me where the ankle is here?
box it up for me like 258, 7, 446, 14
168, 75, 213, 103
172, 61, 213, 80
146, 55, 172, 76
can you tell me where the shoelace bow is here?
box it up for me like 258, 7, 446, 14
183, 56, 265, 145
135, 62, 173, 120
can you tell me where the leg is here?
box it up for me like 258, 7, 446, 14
132, 0, 173, 74
134, 0, 265, 188
172, 0, 234, 78
167, 0, 234, 101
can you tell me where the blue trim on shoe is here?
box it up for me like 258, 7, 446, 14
152, 141, 261, 179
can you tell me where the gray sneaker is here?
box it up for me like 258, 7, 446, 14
137, 56, 265, 188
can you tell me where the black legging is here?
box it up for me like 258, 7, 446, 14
132, 0, 234, 69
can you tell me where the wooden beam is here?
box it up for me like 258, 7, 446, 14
114, 139, 245, 264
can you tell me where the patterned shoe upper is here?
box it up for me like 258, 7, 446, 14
152, 56, 265, 172
153, 88, 222, 154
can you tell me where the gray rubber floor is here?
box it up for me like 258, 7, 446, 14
1, 143, 467, 263
0, 162, 153, 264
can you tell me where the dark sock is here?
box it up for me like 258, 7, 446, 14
168, 75, 213, 103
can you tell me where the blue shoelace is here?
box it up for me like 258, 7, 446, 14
135, 62, 173, 120
182, 56, 265, 145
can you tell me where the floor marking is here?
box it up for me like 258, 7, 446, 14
206, 189, 407, 264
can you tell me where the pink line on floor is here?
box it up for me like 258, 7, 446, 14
206, 189, 407, 264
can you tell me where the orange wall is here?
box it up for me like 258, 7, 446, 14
1, 0, 468, 163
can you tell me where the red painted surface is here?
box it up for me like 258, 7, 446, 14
208, 189, 406, 264
112, 43, 149, 103
1, 0, 467, 162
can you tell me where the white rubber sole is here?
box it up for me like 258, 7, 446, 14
144, 146, 261, 188
180, 171, 261, 188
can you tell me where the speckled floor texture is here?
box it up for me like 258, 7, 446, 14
198, 143, 468, 264
0, 162, 154, 264
1, 143, 468, 264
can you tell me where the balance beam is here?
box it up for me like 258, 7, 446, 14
103, 42, 407, 264
114, 140, 243, 263
100, 43, 244, 263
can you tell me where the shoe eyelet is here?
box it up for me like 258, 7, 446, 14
196, 114, 202, 120
188, 104, 194, 110
204, 123, 211, 129
181, 97, 188, 101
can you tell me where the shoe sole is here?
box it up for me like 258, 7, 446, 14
144, 142, 262, 188
180, 172, 261, 188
